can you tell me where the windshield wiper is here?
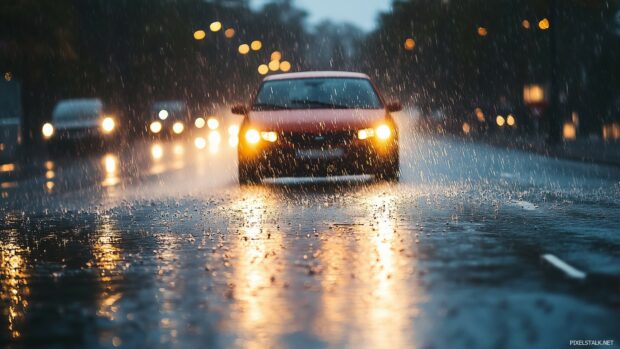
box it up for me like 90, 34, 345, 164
252, 103, 290, 110
290, 99, 350, 109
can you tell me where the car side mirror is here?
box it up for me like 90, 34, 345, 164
386, 101, 402, 113
231, 105, 248, 115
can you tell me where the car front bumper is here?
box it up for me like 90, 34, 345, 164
46, 127, 118, 144
239, 139, 398, 177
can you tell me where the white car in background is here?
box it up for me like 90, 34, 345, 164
42, 98, 118, 145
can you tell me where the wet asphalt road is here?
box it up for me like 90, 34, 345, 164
1, 115, 620, 349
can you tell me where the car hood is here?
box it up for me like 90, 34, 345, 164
247, 109, 387, 132
53, 119, 100, 130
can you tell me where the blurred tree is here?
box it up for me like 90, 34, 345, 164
0, 0, 314, 141
363, 0, 619, 138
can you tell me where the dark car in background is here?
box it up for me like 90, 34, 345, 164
147, 100, 192, 137
41, 98, 120, 147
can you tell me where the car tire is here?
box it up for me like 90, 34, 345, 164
376, 155, 400, 182
238, 161, 261, 185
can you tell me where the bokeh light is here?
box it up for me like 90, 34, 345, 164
521, 20, 530, 29
42, 123, 54, 138
506, 115, 516, 126
207, 117, 219, 130
268, 60, 280, 71
172, 122, 184, 134
194, 117, 206, 129
194, 137, 206, 149
224, 28, 235, 38
210, 21, 222, 32
279, 61, 291, 72
462, 122, 471, 134
151, 144, 164, 160
258, 64, 269, 75
404, 38, 415, 50
193, 30, 206, 40
238, 44, 250, 54
251, 40, 262, 51
150, 121, 162, 133
271, 51, 282, 61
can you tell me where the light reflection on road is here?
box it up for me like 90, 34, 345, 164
0, 217, 29, 340
93, 214, 123, 332
102, 154, 120, 188
308, 189, 420, 347
153, 231, 184, 345
227, 190, 289, 349
0, 125, 242, 200
357, 192, 415, 349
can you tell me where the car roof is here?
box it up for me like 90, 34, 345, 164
263, 71, 370, 81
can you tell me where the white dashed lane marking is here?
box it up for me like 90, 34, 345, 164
542, 254, 587, 279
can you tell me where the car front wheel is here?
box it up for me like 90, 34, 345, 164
238, 160, 261, 185
375, 154, 400, 182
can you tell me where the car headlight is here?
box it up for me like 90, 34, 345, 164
207, 117, 219, 130
245, 129, 260, 144
172, 122, 184, 134
357, 128, 374, 140
194, 117, 206, 129
357, 124, 392, 140
150, 121, 162, 133
42, 123, 54, 139
376, 124, 392, 140
261, 131, 278, 142
102, 117, 115, 133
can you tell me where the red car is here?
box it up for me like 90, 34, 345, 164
232, 71, 401, 184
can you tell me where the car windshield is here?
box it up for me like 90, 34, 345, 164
252, 78, 383, 110
52, 99, 103, 121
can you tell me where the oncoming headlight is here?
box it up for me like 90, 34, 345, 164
172, 122, 184, 134
376, 124, 392, 140
245, 129, 260, 144
207, 117, 219, 130
102, 117, 115, 133
150, 121, 162, 133
357, 128, 374, 140
42, 123, 54, 139
261, 131, 278, 142
357, 124, 392, 140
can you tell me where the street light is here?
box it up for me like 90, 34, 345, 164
523, 84, 545, 104
251, 40, 262, 51
538, 18, 550, 30
268, 60, 280, 71
224, 28, 235, 38
210, 21, 222, 32
506, 114, 516, 126
258, 64, 269, 75
404, 38, 415, 50
521, 20, 531, 29
271, 51, 282, 61
280, 60, 291, 72
496, 115, 506, 127
238, 44, 250, 54
193, 30, 206, 40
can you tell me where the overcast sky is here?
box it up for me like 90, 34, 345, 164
250, 0, 392, 32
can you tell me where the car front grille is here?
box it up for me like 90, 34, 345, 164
280, 131, 355, 148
